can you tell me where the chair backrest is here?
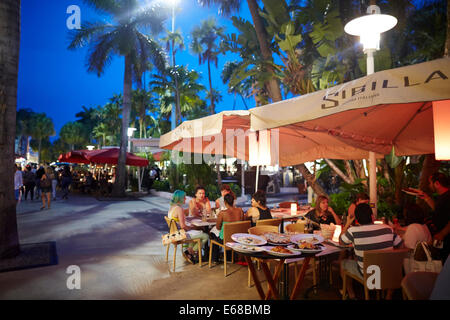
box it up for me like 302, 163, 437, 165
278, 201, 298, 208
285, 223, 305, 234
363, 248, 410, 290
164, 216, 179, 233
401, 271, 439, 300
248, 225, 279, 236
223, 220, 252, 244
256, 218, 281, 228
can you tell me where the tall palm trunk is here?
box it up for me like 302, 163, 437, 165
113, 54, 132, 197
38, 138, 42, 164
0, 0, 20, 258
446, 0, 450, 57
247, 0, 282, 103
172, 39, 181, 126
207, 60, 215, 114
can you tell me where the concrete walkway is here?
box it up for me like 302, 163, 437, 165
0, 192, 326, 300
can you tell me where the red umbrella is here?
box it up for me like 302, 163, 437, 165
85, 148, 149, 167
58, 150, 91, 164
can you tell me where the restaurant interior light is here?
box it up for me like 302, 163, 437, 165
291, 203, 297, 216
332, 225, 342, 243
344, 5, 397, 52
433, 100, 450, 160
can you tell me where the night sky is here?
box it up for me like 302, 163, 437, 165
18, 0, 252, 138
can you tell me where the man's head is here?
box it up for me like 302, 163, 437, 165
354, 203, 373, 225
429, 172, 449, 194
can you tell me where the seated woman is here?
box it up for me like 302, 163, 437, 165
211, 193, 245, 262
246, 190, 272, 226
346, 192, 369, 225
189, 186, 212, 218
305, 195, 342, 230
395, 203, 432, 249
215, 184, 236, 211
168, 190, 209, 263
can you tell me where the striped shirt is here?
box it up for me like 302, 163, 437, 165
340, 224, 403, 273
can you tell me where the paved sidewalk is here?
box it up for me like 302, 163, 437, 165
0, 194, 262, 299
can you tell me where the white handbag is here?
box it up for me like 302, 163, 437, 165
404, 241, 443, 274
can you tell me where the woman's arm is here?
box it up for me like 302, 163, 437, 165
329, 207, 342, 225
205, 198, 212, 214
177, 207, 191, 231
216, 211, 224, 230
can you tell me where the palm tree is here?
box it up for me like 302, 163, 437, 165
75, 106, 98, 144
150, 65, 207, 124
190, 18, 225, 115
0, 0, 20, 259
60, 121, 87, 150
132, 89, 154, 138
163, 30, 185, 124
29, 113, 55, 164
198, 0, 283, 102
68, 0, 168, 197
16, 108, 35, 157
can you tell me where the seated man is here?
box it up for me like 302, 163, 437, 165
340, 203, 403, 299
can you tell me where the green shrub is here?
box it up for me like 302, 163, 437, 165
153, 180, 170, 192
229, 183, 241, 198
205, 184, 220, 200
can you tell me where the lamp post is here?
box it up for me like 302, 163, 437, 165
344, 3, 397, 218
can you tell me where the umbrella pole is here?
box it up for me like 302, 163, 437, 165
369, 151, 377, 218
255, 165, 259, 193
241, 161, 245, 197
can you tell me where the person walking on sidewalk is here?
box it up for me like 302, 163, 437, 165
23, 164, 36, 201
14, 164, 23, 205
40, 167, 53, 210
61, 166, 72, 200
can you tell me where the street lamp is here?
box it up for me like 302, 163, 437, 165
345, 3, 397, 218
86, 145, 95, 151
127, 127, 137, 152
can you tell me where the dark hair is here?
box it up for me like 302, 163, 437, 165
355, 192, 369, 202
404, 204, 425, 225
224, 193, 235, 206
195, 186, 205, 194
221, 184, 231, 192
355, 203, 373, 225
430, 172, 449, 188
252, 190, 267, 207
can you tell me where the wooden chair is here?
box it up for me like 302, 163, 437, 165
401, 271, 439, 300
285, 223, 305, 234
248, 225, 278, 235
256, 218, 281, 229
342, 248, 409, 300
278, 201, 298, 208
164, 216, 202, 272
209, 220, 251, 277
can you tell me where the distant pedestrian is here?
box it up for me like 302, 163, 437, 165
40, 167, 53, 210
50, 166, 58, 200
61, 166, 72, 200
14, 164, 23, 205
35, 165, 45, 200
23, 164, 36, 201
147, 166, 157, 193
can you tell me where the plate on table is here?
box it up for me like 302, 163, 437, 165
288, 243, 325, 253
231, 233, 267, 246
262, 246, 299, 257
290, 233, 324, 245
226, 242, 265, 253
262, 232, 292, 246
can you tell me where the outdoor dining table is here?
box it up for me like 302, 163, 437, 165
227, 238, 351, 300
270, 208, 309, 232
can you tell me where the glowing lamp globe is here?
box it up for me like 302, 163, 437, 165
344, 5, 397, 52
